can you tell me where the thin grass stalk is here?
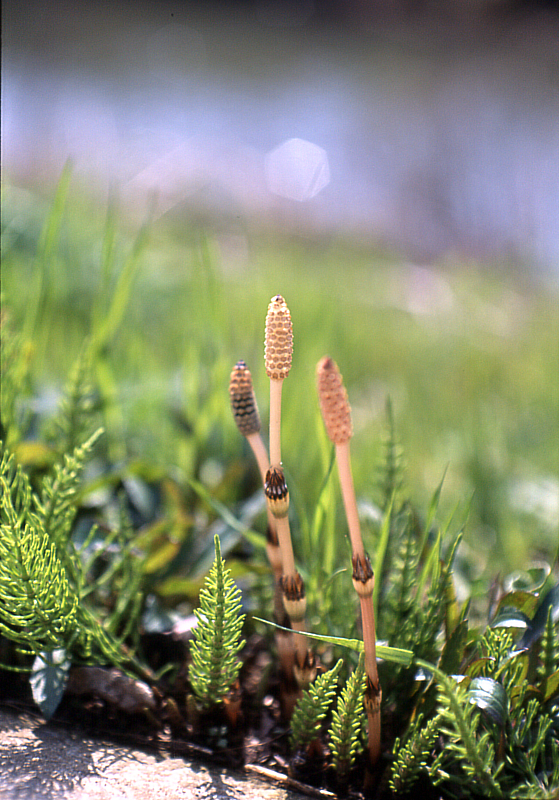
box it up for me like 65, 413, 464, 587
316, 356, 382, 769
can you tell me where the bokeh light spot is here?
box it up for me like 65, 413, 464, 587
265, 138, 330, 202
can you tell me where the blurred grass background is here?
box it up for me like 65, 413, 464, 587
2, 172, 557, 609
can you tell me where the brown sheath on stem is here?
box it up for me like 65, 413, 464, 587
264, 465, 310, 672
280, 571, 310, 669
293, 648, 317, 689
352, 553, 379, 689
265, 467, 296, 575
280, 572, 307, 622
264, 465, 290, 519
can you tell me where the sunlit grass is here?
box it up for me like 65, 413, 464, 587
2, 177, 558, 636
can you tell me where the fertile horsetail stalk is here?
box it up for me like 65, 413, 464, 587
229, 360, 291, 683
264, 296, 312, 685
316, 355, 382, 768
229, 360, 281, 577
264, 294, 292, 468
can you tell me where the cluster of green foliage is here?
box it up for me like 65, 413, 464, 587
188, 534, 245, 709
0, 348, 157, 717
1, 176, 558, 796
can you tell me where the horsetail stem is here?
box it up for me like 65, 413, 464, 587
316, 357, 363, 558
264, 467, 310, 672
316, 355, 382, 766
229, 361, 280, 572
265, 295, 292, 467
353, 553, 381, 766
264, 468, 299, 601
263, 298, 312, 678
229, 361, 269, 481
280, 571, 310, 671
264, 464, 290, 520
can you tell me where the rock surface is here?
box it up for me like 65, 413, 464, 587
0, 709, 316, 800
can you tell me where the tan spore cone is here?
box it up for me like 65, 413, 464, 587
229, 360, 261, 437
316, 356, 353, 445
265, 295, 293, 381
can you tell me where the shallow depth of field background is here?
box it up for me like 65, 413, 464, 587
2, 0, 558, 598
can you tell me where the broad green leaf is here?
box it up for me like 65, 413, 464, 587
518, 582, 559, 650
495, 591, 539, 618
468, 677, 508, 726
30, 650, 71, 720
157, 574, 212, 599
504, 563, 550, 594
144, 538, 182, 574
13, 441, 56, 470
491, 607, 531, 631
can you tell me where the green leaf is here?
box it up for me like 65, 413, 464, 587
422, 466, 448, 548
373, 492, 394, 619
491, 607, 531, 631
30, 650, 71, 720
504, 563, 550, 594
518, 582, 559, 650
468, 677, 508, 727
185, 476, 266, 551
495, 590, 539, 618
13, 441, 56, 470
541, 668, 559, 703
466, 657, 495, 679
91, 218, 150, 350
439, 619, 469, 677
24, 161, 72, 343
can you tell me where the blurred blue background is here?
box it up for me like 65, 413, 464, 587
3, 0, 559, 275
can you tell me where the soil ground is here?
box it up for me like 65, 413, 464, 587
0, 708, 316, 800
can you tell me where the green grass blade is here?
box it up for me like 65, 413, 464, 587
92, 219, 150, 351
185, 476, 266, 550
24, 161, 72, 343
373, 492, 394, 620
253, 617, 414, 666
